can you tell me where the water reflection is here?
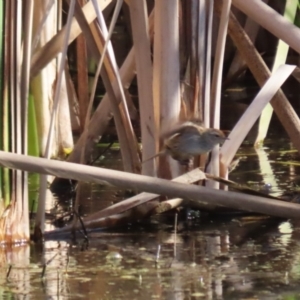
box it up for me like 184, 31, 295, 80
1, 216, 300, 299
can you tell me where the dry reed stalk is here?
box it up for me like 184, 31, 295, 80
57, 11, 155, 168
93, 1, 141, 173
190, 0, 200, 115
63, 49, 136, 166
2, 0, 10, 207
232, 0, 300, 54
31, 0, 59, 156
210, 0, 231, 129
77, 0, 123, 167
31, 0, 55, 53
178, 1, 190, 116
71, 1, 138, 172
18, 0, 34, 241
57, 72, 74, 155
12, 5, 24, 242
204, 0, 213, 128
64, 64, 81, 133
60, 169, 205, 232
197, 0, 213, 171
76, 0, 89, 132
0, 0, 32, 243
206, 0, 231, 187
153, 0, 181, 178
88, 23, 116, 79
76, 168, 205, 225
73, 0, 140, 172
32, 0, 73, 159
56, 1, 74, 156
10, 0, 23, 241
84, 3, 140, 172
0, 151, 300, 219
178, 0, 200, 118
226, 0, 269, 79
190, 0, 199, 82
76, 38, 89, 132
78, 200, 162, 231
74, 0, 124, 227
196, 0, 206, 118
220, 64, 296, 170
129, 1, 157, 176
216, 5, 300, 155
59, 198, 182, 232
255, 0, 298, 144
30, 0, 113, 77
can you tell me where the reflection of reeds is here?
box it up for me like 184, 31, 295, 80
0, 245, 30, 293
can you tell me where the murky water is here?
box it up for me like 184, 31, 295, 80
1, 137, 300, 299
2, 217, 300, 299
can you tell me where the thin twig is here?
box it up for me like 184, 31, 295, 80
41, 253, 59, 278
89, 141, 114, 165
174, 213, 178, 258
155, 244, 161, 268
73, 210, 89, 242
6, 265, 12, 279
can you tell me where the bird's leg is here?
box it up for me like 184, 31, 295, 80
178, 157, 193, 172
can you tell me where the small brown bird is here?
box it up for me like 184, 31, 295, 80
144, 122, 227, 165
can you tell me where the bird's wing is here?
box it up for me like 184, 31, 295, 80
164, 125, 200, 150
175, 124, 202, 136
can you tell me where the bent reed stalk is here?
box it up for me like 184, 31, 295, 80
0, 151, 299, 220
